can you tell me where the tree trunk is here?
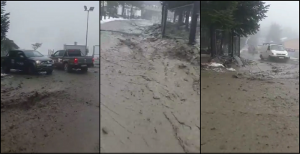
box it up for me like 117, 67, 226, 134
173, 11, 177, 23
178, 9, 183, 25
130, 6, 133, 19
220, 32, 225, 55
210, 25, 216, 58
184, 10, 190, 30
122, 3, 125, 17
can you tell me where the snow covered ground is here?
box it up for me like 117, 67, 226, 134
100, 17, 127, 24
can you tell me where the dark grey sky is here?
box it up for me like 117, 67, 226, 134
6, 1, 99, 55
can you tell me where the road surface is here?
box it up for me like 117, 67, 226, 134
201, 53, 299, 153
1, 68, 100, 153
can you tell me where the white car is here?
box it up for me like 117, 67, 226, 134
259, 43, 290, 62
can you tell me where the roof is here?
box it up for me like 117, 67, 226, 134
143, 1, 161, 6
163, 1, 195, 9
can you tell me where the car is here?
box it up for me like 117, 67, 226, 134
1, 50, 53, 75
259, 43, 290, 62
50, 49, 94, 73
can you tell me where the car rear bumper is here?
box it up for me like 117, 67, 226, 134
71, 64, 93, 68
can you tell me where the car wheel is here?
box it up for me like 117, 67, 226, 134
46, 70, 53, 75
64, 63, 72, 73
2, 65, 10, 73
260, 55, 264, 60
26, 65, 37, 75
81, 67, 88, 73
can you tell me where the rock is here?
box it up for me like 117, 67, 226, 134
153, 92, 160, 99
232, 74, 239, 78
178, 63, 187, 69
102, 127, 109, 134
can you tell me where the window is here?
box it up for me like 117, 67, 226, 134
58, 51, 65, 56
23, 50, 44, 57
54, 51, 60, 56
8, 50, 17, 57
270, 45, 285, 51
54, 50, 65, 56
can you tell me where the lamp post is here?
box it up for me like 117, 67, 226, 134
84, 5, 94, 55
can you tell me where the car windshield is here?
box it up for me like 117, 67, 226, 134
23, 50, 44, 57
270, 45, 285, 51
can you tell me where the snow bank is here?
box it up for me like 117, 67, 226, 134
100, 17, 128, 24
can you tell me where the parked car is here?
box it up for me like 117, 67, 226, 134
259, 43, 290, 62
50, 49, 94, 73
1, 50, 53, 74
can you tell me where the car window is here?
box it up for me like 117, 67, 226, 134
67, 49, 82, 56
58, 50, 65, 56
9, 50, 17, 57
270, 45, 285, 51
23, 50, 43, 57
54, 51, 60, 56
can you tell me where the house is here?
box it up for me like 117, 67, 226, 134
284, 38, 299, 50
284, 38, 299, 58
141, 1, 162, 22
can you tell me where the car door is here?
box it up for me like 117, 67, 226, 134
8, 50, 17, 69
14, 51, 26, 71
262, 45, 268, 58
52, 50, 64, 67
265, 45, 271, 58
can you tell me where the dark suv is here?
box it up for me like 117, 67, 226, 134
1, 50, 53, 75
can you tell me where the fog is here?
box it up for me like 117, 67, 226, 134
6, 1, 99, 55
260, 1, 299, 38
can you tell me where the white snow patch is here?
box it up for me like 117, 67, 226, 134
208, 62, 224, 67
100, 17, 128, 24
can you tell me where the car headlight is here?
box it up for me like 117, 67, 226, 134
35, 60, 41, 64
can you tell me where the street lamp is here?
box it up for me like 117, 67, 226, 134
84, 6, 94, 55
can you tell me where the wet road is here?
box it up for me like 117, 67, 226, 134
100, 20, 200, 152
201, 53, 299, 153
1, 68, 99, 153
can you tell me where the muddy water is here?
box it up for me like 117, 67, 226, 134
100, 20, 200, 152
201, 59, 299, 152
1, 68, 99, 153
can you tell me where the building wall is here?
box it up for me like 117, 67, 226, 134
284, 38, 299, 50
117, 5, 141, 17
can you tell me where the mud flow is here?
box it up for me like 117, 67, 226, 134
201, 51, 299, 152
100, 20, 200, 153
1, 69, 100, 153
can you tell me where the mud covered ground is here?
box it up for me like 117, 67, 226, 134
100, 20, 200, 152
201, 53, 299, 153
1, 68, 100, 153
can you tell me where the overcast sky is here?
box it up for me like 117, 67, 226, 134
6, 1, 99, 55
261, 1, 299, 33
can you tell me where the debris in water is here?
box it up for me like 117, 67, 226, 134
208, 62, 224, 68
226, 68, 236, 71
102, 127, 109, 134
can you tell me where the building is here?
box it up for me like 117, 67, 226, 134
284, 38, 299, 50
141, 1, 162, 22
284, 38, 299, 58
